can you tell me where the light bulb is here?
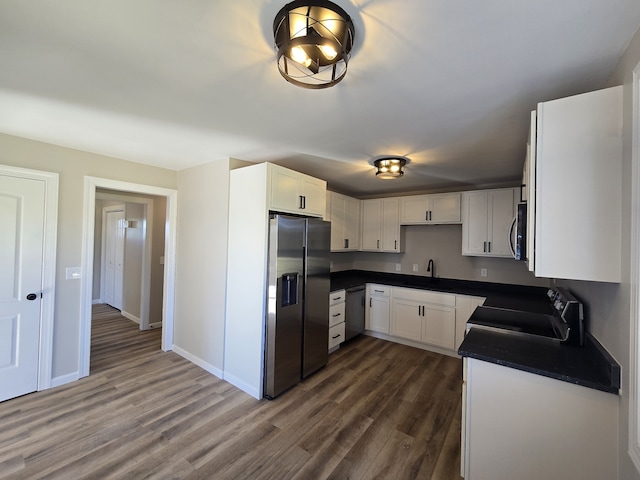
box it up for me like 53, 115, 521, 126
290, 46, 311, 67
319, 44, 337, 60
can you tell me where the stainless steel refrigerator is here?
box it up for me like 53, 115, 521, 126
264, 214, 330, 399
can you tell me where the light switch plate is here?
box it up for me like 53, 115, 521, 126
66, 267, 81, 280
395, 263, 401, 271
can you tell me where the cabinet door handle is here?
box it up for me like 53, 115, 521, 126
488, 241, 491, 253
422, 306, 425, 316
370, 298, 372, 307
344, 238, 349, 249
394, 240, 397, 250
425, 211, 429, 221
429, 211, 432, 221
483, 241, 487, 253
377, 239, 380, 249
418, 306, 421, 316
299, 195, 304, 209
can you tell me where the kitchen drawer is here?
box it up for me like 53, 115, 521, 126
329, 289, 346, 306
329, 302, 345, 327
328, 322, 346, 349
368, 284, 390, 297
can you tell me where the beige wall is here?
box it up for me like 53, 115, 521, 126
0, 132, 176, 379
123, 203, 144, 318
173, 159, 231, 375
333, 224, 549, 287
560, 26, 640, 480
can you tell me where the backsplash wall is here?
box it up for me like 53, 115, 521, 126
331, 224, 550, 287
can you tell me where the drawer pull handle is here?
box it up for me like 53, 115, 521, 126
332, 296, 342, 301
374, 289, 384, 293
332, 334, 341, 339
332, 313, 341, 317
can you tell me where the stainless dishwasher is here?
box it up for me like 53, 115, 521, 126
345, 286, 365, 340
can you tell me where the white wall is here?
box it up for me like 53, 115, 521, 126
560, 25, 640, 480
0, 132, 177, 380
173, 159, 231, 377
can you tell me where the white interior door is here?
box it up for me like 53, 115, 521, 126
104, 209, 125, 310
0, 175, 45, 402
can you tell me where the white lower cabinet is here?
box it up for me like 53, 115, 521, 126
329, 290, 346, 351
463, 358, 618, 479
365, 284, 391, 334
390, 287, 456, 350
328, 323, 346, 350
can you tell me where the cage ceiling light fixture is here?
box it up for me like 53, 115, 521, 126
374, 156, 408, 179
273, 0, 355, 89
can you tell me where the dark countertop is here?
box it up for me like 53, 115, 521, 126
330, 270, 552, 314
331, 269, 620, 395
458, 328, 620, 394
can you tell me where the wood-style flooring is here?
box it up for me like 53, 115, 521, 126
0, 304, 464, 479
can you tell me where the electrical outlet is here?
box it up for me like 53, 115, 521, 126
481, 268, 488, 277
395, 263, 402, 271
412, 264, 418, 272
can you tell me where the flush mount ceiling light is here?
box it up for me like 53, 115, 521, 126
373, 157, 409, 179
273, 0, 355, 89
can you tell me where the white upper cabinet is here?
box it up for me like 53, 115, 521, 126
400, 193, 461, 225
533, 86, 622, 282
361, 198, 402, 252
462, 188, 517, 258
268, 163, 326, 217
327, 191, 361, 251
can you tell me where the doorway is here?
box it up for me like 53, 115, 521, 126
102, 205, 125, 310
79, 176, 177, 379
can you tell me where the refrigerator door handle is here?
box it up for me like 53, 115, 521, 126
281, 273, 299, 307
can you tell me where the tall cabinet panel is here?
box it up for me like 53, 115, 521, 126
225, 162, 327, 400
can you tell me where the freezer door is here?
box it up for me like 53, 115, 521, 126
303, 218, 330, 378
264, 215, 305, 399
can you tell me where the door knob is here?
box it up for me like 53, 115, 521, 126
26, 293, 38, 301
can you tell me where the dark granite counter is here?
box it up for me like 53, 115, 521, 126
458, 328, 620, 394
331, 270, 620, 395
330, 270, 552, 314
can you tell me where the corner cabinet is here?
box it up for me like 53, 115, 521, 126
361, 198, 402, 252
461, 188, 517, 258
400, 193, 461, 225
327, 191, 361, 251
269, 163, 326, 217
532, 86, 623, 282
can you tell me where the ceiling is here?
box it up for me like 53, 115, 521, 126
1, 1, 639, 197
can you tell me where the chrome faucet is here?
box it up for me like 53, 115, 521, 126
427, 259, 435, 278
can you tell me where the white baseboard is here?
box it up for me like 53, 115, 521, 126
92, 298, 102, 305
222, 372, 261, 400
121, 310, 140, 325
172, 345, 224, 380
149, 322, 162, 329
50, 371, 80, 388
